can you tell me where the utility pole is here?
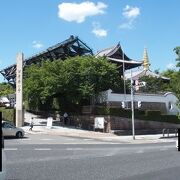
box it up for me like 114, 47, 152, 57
130, 70, 135, 140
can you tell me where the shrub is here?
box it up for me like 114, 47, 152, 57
0, 107, 15, 124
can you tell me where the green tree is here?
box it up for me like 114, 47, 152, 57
174, 47, 180, 67
161, 69, 180, 99
138, 76, 167, 93
24, 56, 123, 111
0, 82, 15, 96
174, 46, 180, 118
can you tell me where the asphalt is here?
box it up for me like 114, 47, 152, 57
22, 112, 178, 144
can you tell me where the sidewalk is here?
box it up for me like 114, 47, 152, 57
23, 112, 177, 144
21, 125, 177, 144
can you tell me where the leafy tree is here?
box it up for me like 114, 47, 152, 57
154, 69, 160, 74
23, 56, 123, 111
138, 70, 179, 100
161, 69, 180, 99
174, 47, 180, 68
174, 46, 180, 118
0, 82, 15, 96
138, 76, 167, 93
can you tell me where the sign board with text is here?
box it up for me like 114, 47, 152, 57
94, 117, 105, 129
47, 117, 53, 129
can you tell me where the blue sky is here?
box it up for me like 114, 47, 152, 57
0, 0, 180, 82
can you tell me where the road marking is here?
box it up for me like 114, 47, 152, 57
4, 148, 18, 151
83, 139, 93, 141
136, 150, 144, 154
34, 148, 51, 151
66, 138, 76, 141
20, 138, 31, 141
66, 148, 83, 151
160, 148, 168, 151
40, 139, 53, 141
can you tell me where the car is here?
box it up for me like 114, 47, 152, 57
2, 121, 25, 138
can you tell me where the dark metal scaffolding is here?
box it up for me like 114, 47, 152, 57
0, 35, 93, 86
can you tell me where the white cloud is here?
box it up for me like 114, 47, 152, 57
32, 41, 43, 49
92, 22, 107, 37
123, 5, 140, 19
58, 1, 107, 23
119, 5, 140, 29
166, 63, 176, 69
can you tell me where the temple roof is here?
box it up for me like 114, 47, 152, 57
125, 48, 170, 81
96, 43, 142, 71
125, 69, 170, 81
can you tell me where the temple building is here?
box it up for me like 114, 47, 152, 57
125, 48, 170, 82
97, 47, 179, 115
95, 43, 142, 75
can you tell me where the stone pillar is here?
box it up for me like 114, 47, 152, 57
105, 101, 111, 133
16, 53, 24, 127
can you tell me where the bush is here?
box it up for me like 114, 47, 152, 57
134, 110, 180, 124
0, 107, 15, 124
159, 115, 180, 124
145, 110, 161, 116
94, 106, 107, 115
110, 108, 131, 118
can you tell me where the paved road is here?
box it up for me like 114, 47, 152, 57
4, 134, 180, 180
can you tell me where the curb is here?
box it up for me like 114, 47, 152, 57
22, 127, 177, 144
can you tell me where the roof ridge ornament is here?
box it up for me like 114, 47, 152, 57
143, 48, 150, 70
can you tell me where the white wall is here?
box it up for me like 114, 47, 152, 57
99, 90, 180, 115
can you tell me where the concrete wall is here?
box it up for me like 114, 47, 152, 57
71, 115, 180, 131
109, 116, 180, 130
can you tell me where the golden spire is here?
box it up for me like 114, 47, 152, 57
143, 48, 150, 70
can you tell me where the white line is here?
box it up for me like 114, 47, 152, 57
136, 150, 144, 154
62, 143, 97, 145
83, 139, 93, 141
160, 148, 168, 151
40, 139, 53, 141
66, 138, 75, 141
66, 148, 83, 151
20, 139, 31, 141
4, 148, 18, 151
34, 148, 51, 151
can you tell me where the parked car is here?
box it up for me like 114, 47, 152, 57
2, 121, 25, 138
